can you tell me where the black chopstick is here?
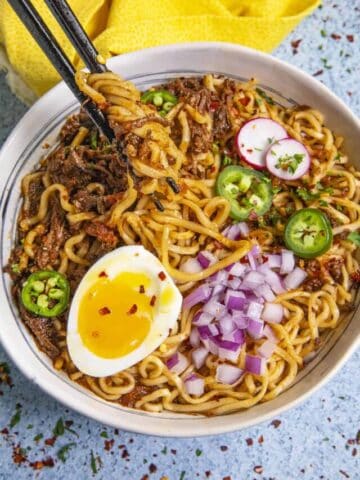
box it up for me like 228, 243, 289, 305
43, 0, 180, 195
7, 0, 114, 142
44, 0, 107, 74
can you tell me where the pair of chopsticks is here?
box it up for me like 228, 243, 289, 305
8, 0, 179, 211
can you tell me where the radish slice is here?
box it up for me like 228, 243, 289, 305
236, 118, 287, 170
266, 138, 310, 180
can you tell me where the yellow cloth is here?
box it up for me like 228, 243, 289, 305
0, 0, 320, 96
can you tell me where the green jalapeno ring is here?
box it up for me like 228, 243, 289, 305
21, 270, 70, 317
215, 165, 273, 221
284, 208, 333, 259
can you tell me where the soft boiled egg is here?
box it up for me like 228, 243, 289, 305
67, 245, 182, 377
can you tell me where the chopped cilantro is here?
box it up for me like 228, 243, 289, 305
10, 405, 21, 428
320, 29, 327, 37
180, 472, 186, 480
90, 131, 98, 149
100, 431, 108, 438
34, 433, 43, 442
26, 424, 33, 430
161, 446, 167, 454
275, 153, 304, 174
272, 186, 281, 195
53, 418, 65, 437
347, 232, 360, 246
297, 187, 319, 201
323, 437, 329, 441
91, 450, 97, 474
319, 200, 328, 207
255, 97, 262, 107
11, 264, 20, 274
222, 155, 233, 166
321, 57, 332, 69
267, 137, 275, 144
195, 449, 202, 457
335, 152, 342, 160
57, 443, 76, 463
255, 88, 275, 105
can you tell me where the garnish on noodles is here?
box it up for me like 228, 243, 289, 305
6, 72, 360, 415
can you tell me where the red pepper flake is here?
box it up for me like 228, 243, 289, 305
114, 428, 119, 435
1, 428, 9, 435
205, 472, 211, 478
339, 470, 350, 478
254, 465, 263, 474
104, 439, 114, 451
228, 274, 234, 281
99, 306, 111, 315
352, 447, 357, 457
141, 475, 150, 480
350, 270, 360, 283
127, 304, 138, 315
149, 463, 157, 473
44, 436, 56, 446
121, 448, 129, 459
239, 96, 250, 106
346, 35, 354, 43
291, 38, 302, 54
30, 457, 55, 470
223, 477, 232, 480
246, 438, 253, 446
139, 285, 145, 294
271, 419, 281, 428
170, 449, 177, 454
220, 445, 228, 451
210, 101, 220, 111
98, 271, 108, 278
331, 33, 341, 40
12, 445, 27, 465
258, 435, 264, 444
158, 271, 166, 281
313, 69, 324, 77
246, 148, 253, 153
150, 296, 157, 307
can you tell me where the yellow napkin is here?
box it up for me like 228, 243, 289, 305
0, 0, 320, 96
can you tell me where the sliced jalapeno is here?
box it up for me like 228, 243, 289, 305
216, 165, 273, 221
21, 270, 70, 317
284, 208, 333, 259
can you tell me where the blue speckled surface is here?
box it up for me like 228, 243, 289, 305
0, 1, 359, 479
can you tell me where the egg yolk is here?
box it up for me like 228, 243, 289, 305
78, 272, 153, 359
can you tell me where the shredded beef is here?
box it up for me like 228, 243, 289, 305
36, 199, 67, 269
59, 114, 81, 144
188, 119, 212, 155
303, 277, 324, 292
18, 298, 60, 359
66, 263, 88, 293
213, 105, 232, 141
47, 148, 92, 191
84, 222, 118, 247
120, 384, 155, 408
27, 174, 44, 216
326, 257, 344, 282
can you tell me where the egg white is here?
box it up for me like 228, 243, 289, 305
67, 245, 182, 377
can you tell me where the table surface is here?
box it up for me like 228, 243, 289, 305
0, 1, 359, 479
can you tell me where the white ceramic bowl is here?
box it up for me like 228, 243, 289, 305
1, 43, 359, 437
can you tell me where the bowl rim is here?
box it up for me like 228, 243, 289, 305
0, 41, 359, 437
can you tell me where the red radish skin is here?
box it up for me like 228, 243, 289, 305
235, 118, 288, 170
265, 138, 311, 180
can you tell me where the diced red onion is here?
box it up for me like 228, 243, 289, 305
280, 249, 295, 274
284, 267, 307, 290
222, 224, 241, 240
184, 284, 212, 309
222, 329, 245, 344
245, 354, 266, 375
218, 346, 241, 362
189, 327, 200, 347
225, 290, 247, 310
203, 298, 226, 318
261, 302, 284, 324
232, 312, 249, 329
257, 340, 277, 359
213, 284, 226, 297
242, 271, 264, 288
247, 301, 264, 319
256, 283, 276, 302
227, 276, 242, 290
247, 251, 257, 270
258, 266, 285, 294
209, 269, 228, 286
180, 258, 202, 274
266, 254, 281, 269
247, 318, 264, 339
198, 324, 219, 340
216, 364, 244, 384
192, 347, 208, 369
263, 324, 278, 343
208, 337, 219, 355
184, 374, 205, 396
226, 262, 246, 277
166, 352, 189, 374
197, 250, 217, 269
218, 314, 235, 335
193, 311, 213, 326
